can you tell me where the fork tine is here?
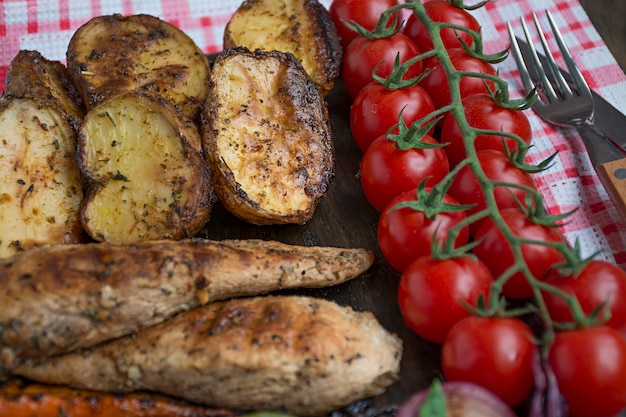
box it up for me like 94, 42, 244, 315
507, 22, 536, 96
518, 15, 559, 103
532, 12, 573, 97
544, 10, 592, 98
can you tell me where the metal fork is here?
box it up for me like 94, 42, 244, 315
508, 10, 626, 220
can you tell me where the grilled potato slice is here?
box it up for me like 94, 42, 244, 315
78, 90, 213, 242
3, 50, 85, 130
0, 51, 84, 258
202, 47, 334, 225
224, 0, 342, 96
66, 14, 210, 120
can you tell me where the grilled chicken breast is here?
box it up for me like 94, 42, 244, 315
223, 0, 342, 96
14, 295, 402, 416
0, 239, 374, 369
202, 47, 335, 226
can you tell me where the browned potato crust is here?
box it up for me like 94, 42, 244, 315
224, 0, 342, 96
0, 51, 84, 258
78, 90, 213, 242
66, 14, 210, 120
3, 50, 85, 131
202, 47, 334, 226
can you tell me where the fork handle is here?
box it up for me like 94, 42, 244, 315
577, 123, 626, 223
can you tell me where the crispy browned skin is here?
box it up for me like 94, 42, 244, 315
14, 295, 402, 416
202, 48, 334, 226
3, 50, 85, 131
77, 90, 213, 242
0, 239, 374, 369
0, 381, 239, 417
0, 51, 84, 259
66, 14, 210, 120
224, 0, 342, 96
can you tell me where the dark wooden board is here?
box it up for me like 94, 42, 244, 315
198, 79, 440, 409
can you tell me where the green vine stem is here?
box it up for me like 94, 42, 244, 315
390, 0, 593, 340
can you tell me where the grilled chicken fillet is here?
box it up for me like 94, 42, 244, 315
13, 295, 402, 416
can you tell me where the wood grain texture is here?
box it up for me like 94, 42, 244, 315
579, 0, 626, 73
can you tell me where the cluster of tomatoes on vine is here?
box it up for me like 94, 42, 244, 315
329, 1, 626, 417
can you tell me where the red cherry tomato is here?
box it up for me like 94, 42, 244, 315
419, 48, 496, 110
360, 133, 449, 212
549, 326, 626, 417
543, 260, 626, 334
447, 149, 538, 235
377, 188, 469, 273
440, 94, 532, 167
441, 316, 535, 407
473, 208, 567, 299
398, 256, 493, 343
350, 82, 435, 152
329, 0, 400, 51
403, 0, 480, 53
342, 33, 423, 99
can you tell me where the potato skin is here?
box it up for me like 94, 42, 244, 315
224, 0, 342, 96
77, 90, 213, 243
202, 47, 335, 226
3, 50, 85, 131
66, 14, 210, 120
0, 51, 85, 259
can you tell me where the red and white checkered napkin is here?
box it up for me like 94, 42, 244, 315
1, 0, 625, 267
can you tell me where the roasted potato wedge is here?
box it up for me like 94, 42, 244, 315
66, 14, 210, 120
78, 90, 213, 242
202, 47, 334, 225
0, 51, 84, 259
3, 50, 85, 131
224, 0, 342, 96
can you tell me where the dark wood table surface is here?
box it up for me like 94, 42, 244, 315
580, 0, 626, 73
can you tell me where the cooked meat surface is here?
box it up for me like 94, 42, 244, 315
14, 295, 402, 416
0, 239, 374, 369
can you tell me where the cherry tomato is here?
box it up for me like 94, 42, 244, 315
360, 133, 449, 212
440, 94, 532, 167
543, 260, 626, 334
378, 188, 469, 272
441, 316, 535, 407
398, 256, 493, 343
403, 0, 480, 53
350, 82, 435, 152
419, 48, 496, 110
329, 0, 399, 51
548, 326, 626, 417
342, 33, 423, 99
447, 149, 538, 235
473, 208, 567, 299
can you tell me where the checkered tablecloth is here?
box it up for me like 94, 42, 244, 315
2, 0, 625, 267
